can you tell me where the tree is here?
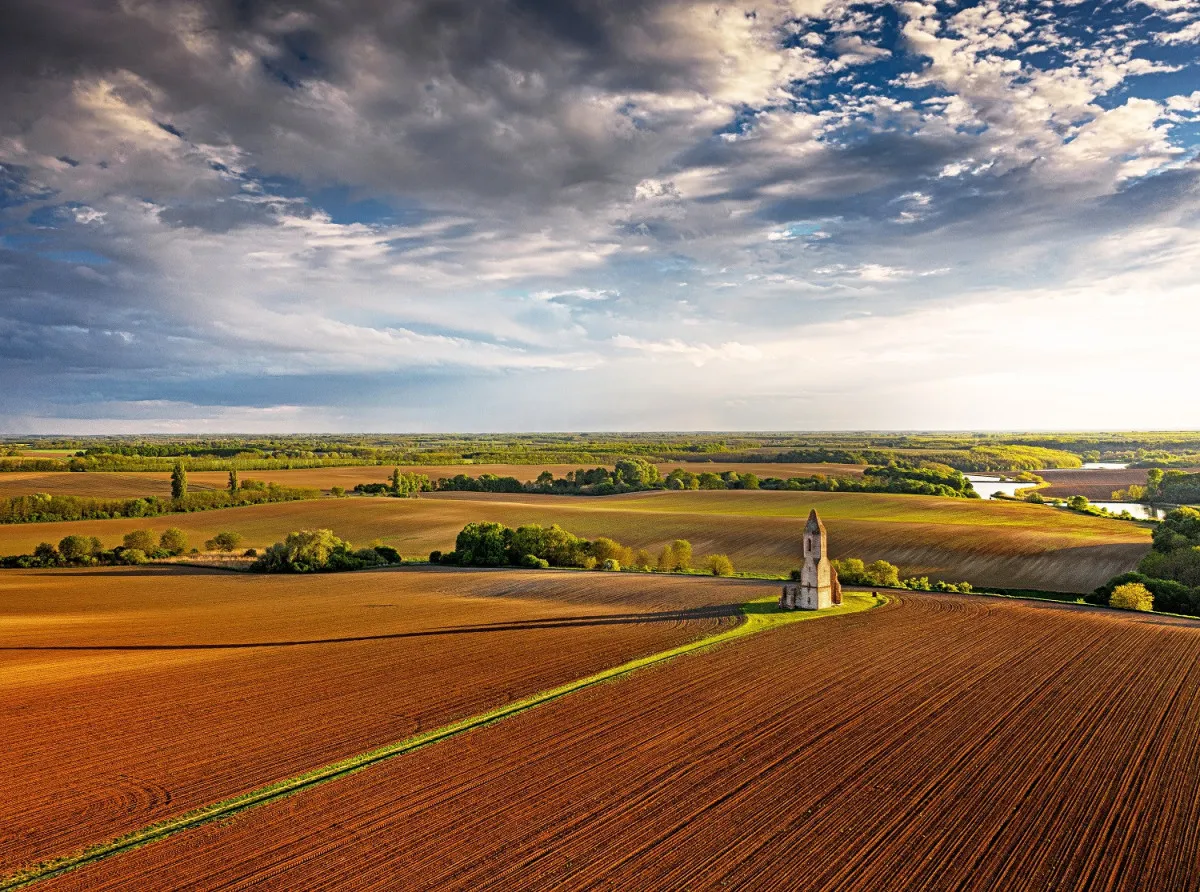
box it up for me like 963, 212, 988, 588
1146, 468, 1164, 498
159, 528, 188, 555
614, 457, 660, 488
330, 486, 346, 497
391, 467, 401, 495
123, 529, 158, 553
58, 535, 94, 563
1110, 582, 1154, 612
1067, 495, 1089, 511
591, 537, 632, 567
254, 528, 348, 572
706, 554, 734, 576
205, 531, 243, 552
631, 548, 654, 571
171, 462, 188, 500
455, 521, 511, 566
33, 542, 58, 565
228, 469, 239, 492
658, 539, 692, 572
698, 472, 725, 490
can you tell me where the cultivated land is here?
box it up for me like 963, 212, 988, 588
0, 567, 737, 875
0, 462, 865, 498
0, 490, 1150, 592
40, 592, 1200, 892
1038, 467, 1199, 500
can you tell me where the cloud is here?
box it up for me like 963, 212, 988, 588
1, 0, 1198, 430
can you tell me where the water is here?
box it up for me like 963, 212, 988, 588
1081, 462, 1130, 470
966, 475, 1039, 500
1085, 501, 1166, 521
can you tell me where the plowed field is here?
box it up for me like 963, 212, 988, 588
0, 490, 1149, 592
43, 593, 1200, 892
0, 566, 738, 875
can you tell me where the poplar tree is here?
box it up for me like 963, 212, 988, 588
171, 462, 188, 500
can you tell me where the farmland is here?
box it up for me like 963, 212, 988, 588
0, 489, 1150, 592
35, 591, 1200, 891
0, 567, 738, 875
1038, 467, 1199, 501
0, 462, 866, 498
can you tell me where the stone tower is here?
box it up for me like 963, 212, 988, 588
779, 509, 841, 610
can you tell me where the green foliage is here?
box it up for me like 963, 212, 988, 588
159, 528, 188, 555
330, 486, 346, 498
0, 484, 318, 525
657, 539, 692, 571
58, 535, 95, 563
601, 558, 622, 571
455, 522, 511, 567
123, 529, 157, 553
520, 553, 550, 569
707, 554, 734, 576
170, 462, 188, 500
832, 558, 902, 588
122, 548, 149, 565
428, 549, 442, 563
228, 469, 239, 492
1089, 572, 1198, 615
205, 531, 243, 553
250, 529, 403, 573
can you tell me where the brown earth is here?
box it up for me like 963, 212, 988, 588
41, 592, 1200, 892
0, 490, 1149, 592
0, 566, 738, 875
1038, 467, 1200, 500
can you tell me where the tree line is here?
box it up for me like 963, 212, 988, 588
1089, 508, 1200, 615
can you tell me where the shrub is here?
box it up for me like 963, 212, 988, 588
58, 535, 95, 563
122, 548, 149, 565
244, 548, 258, 557
33, 542, 59, 565
373, 545, 402, 564
159, 528, 188, 556
631, 548, 654, 571
1110, 582, 1154, 612
123, 529, 158, 553
439, 550, 461, 565
601, 558, 621, 571
455, 521, 511, 567
707, 554, 734, 576
429, 550, 442, 563
205, 531, 243, 552
520, 553, 550, 569
330, 486, 346, 498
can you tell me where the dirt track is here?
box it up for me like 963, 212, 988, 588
40, 591, 1200, 891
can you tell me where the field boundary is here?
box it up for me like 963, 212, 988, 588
0, 593, 883, 890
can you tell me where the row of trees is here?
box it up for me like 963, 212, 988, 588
1089, 508, 1200, 615
0, 527, 253, 569
250, 529, 402, 573
828, 558, 975, 593
376, 459, 978, 500
434, 522, 734, 575
0, 481, 318, 525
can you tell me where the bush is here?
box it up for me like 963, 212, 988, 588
122, 548, 149, 565
657, 539, 692, 572
1110, 582, 1154, 612
832, 558, 901, 588
601, 558, 621, 571
244, 548, 258, 557
330, 486, 346, 498
205, 531, 243, 552
520, 553, 550, 569
123, 529, 158, 553
631, 548, 653, 571
706, 554, 734, 576
455, 521, 511, 567
57, 534, 95, 563
159, 528, 188, 556
429, 550, 442, 563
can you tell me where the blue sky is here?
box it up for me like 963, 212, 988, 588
1, 0, 1198, 432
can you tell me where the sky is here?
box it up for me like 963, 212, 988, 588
1, 0, 1198, 434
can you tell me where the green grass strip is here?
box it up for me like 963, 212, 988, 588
1, 593, 882, 890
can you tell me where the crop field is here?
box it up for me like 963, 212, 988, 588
0, 462, 864, 498
1038, 467, 1198, 500
0, 566, 738, 875
0, 489, 1149, 592
35, 592, 1200, 891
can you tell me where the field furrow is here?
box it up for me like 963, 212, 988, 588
36, 593, 1200, 891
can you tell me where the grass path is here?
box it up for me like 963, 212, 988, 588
0, 593, 881, 890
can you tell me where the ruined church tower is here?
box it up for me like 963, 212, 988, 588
780, 509, 841, 610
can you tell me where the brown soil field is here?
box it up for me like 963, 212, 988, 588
1038, 467, 1200, 500
46, 592, 1200, 892
0, 566, 739, 875
0, 462, 864, 498
0, 490, 1149, 592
